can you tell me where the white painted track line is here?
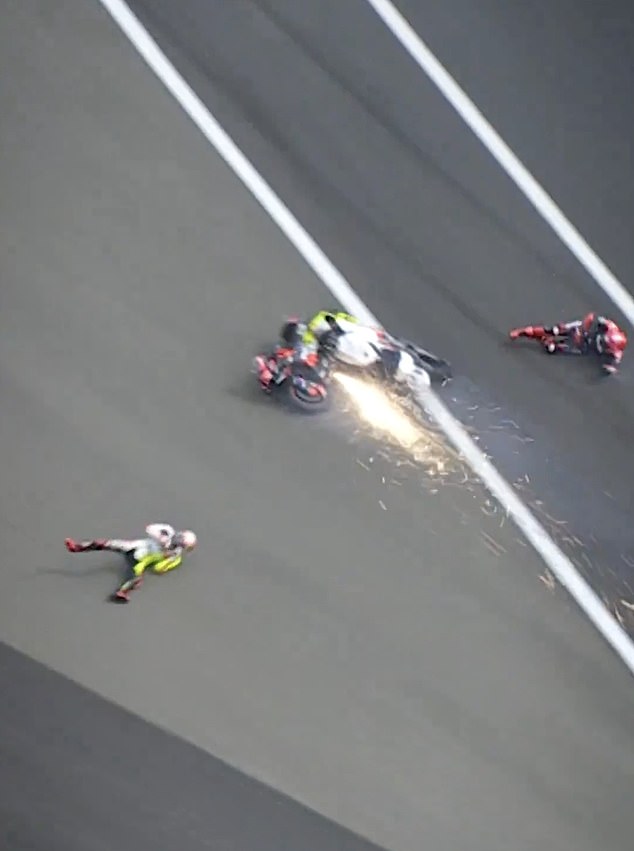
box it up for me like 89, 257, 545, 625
96, 0, 634, 677
365, 0, 634, 328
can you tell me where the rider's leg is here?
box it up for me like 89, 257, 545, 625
104, 539, 145, 553
581, 312, 597, 335
253, 355, 275, 390
508, 325, 562, 353
255, 344, 296, 391
509, 325, 547, 339
511, 323, 577, 339
65, 537, 136, 553
113, 552, 161, 601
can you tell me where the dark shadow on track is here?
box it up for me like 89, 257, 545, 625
0, 641, 385, 851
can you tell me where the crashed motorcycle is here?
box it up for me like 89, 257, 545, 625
319, 325, 452, 390
392, 338, 453, 385
508, 324, 623, 374
253, 345, 332, 413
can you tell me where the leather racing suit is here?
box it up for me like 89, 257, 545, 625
65, 523, 195, 602
512, 312, 627, 373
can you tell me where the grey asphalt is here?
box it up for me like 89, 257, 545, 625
127, 0, 634, 620
394, 0, 634, 287
0, 641, 383, 851
1, 2, 634, 851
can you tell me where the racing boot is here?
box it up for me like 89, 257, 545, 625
253, 356, 275, 392
111, 575, 143, 603
509, 325, 547, 340
111, 587, 131, 603
65, 537, 108, 553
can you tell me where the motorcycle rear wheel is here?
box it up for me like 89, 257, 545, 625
283, 379, 330, 414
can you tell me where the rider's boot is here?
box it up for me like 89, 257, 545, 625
65, 537, 108, 553
112, 587, 131, 603
253, 356, 274, 392
111, 575, 143, 603
509, 325, 546, 340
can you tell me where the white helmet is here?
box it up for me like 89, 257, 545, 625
175, 530, 198, 551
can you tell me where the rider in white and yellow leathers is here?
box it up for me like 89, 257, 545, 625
64, 524, 198, 602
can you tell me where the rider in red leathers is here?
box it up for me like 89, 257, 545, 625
510, 312, 628, 374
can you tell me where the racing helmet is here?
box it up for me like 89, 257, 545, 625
280, 319, 302, 347
174, 530, 198, 551
603, 325, 627, 358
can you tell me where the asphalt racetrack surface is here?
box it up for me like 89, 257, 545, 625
1, 2, 634, 851
127, 0, 634, 620
0, 641, 384, 851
